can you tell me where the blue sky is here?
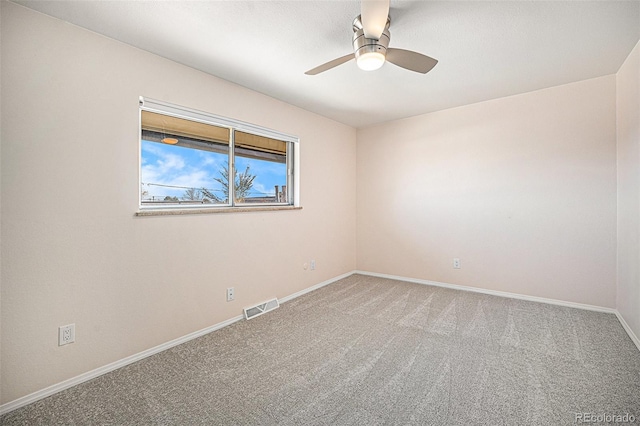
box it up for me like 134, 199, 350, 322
141, 140, 286, 200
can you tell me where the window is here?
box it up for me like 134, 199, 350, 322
139, 97, 298, 211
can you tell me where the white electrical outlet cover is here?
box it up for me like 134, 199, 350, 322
59, 324, 75, 346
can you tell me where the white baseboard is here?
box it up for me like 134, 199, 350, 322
280, 270, 356, 304
356, 270, 640, 352
615, 311, 640, 352
0, 270, 357, 416
355, 270, 617, 313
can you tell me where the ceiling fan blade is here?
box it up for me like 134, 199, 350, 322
305, 54, 354, 75
386, 48, 438, 74
361, 0, 390, 39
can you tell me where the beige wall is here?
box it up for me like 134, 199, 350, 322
357, 76, 618, 307
617, 41, 640, 340
0, 2, 356, 404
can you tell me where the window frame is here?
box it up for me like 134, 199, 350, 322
138, 97, 300, 212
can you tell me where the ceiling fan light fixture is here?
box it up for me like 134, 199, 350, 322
305, 3, 437, 76
352, 15, 390, 72
356, 51, 386, 71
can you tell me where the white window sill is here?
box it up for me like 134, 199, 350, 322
135, 205, 302, 217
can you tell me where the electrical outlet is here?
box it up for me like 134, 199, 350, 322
59, 324, 75, 346
453, 258, 461, 269
310, 260, 316, 270
227, 287, 235, 302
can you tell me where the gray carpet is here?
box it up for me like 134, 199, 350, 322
3, 274, 640, 425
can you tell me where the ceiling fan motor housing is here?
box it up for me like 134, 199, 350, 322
352, 15, 390, 61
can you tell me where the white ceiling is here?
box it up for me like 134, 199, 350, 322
14, 0, 640, 128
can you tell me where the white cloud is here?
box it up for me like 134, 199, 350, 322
140, 142, 236, 200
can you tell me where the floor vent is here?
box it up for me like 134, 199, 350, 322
244, 298, 280, 320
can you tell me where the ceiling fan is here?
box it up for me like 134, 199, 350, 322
305, 0, 438, 75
